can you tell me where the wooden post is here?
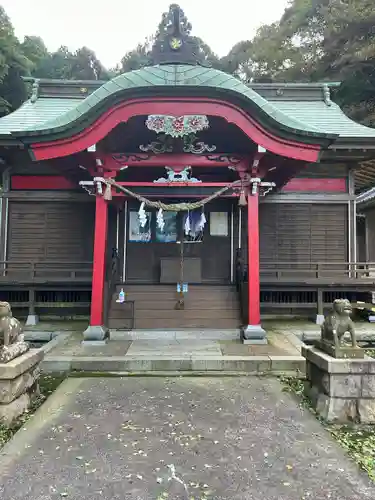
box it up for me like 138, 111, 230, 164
25, 287, 39, 326
316, 288, 324, 325
242, 192, 266, 344
83, 195, 109, 343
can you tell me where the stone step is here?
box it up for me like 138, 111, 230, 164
109, 329, 240, 340
42, 354, 305, 375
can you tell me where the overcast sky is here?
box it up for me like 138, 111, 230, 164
2, 0, 289, 68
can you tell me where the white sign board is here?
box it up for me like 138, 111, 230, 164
210, 212, 228, 236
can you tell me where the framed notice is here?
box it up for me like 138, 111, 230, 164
210, 212, 228, 236
129, 211, 151, 242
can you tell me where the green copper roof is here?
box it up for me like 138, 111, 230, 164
0, 98, 79, 136
0, 64, 375, 143
274, 101, 375, 138
10, 65, 326, 141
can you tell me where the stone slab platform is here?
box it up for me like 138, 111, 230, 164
41, 334, 305, 374
1, 377, 375, 499
42, 354, 305, 374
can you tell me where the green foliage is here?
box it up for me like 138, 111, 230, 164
0, 6, 31, 115
30, 45, 109, 81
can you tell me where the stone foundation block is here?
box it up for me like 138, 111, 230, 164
0, 365, 40, 404
358, 399, 375, 424
0, 349, 44, 380
0, 349, 44, 426
0, 392, 31, 425
302, 346, 375, 424
315, 394, 357, 423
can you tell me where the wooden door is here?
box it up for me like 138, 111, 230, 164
124, 201, 233, 284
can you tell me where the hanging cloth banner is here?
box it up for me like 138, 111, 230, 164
184, 211, 206, 237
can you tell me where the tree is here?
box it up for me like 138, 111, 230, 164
29, 45, 109, 81
318, 0, 375, 124
70, 47, 109, 80
120, 39, 153, 73
21, 36, 49, 75
0, 6, 31, 115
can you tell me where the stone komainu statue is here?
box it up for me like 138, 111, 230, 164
0, 301, 24, 348
320, 298, 356, 348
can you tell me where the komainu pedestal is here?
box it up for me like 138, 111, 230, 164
302, 346, 375, 424
302, 299, 373, 423
0, 302, 44, 426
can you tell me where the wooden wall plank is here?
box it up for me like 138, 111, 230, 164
7, 201, 95, 263
241, 203, 348, 264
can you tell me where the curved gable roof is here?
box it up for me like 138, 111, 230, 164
14, 65, 330, 142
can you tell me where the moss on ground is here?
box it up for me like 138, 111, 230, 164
0, 374, 65, 449
282, 376, 375, 481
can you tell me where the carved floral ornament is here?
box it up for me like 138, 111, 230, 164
145, 114, 210, 138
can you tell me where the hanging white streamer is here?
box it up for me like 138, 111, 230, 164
138, 202, 147, 228
184, 212, 191, 235
197, 212, 207, 232
157, 208, 165, 232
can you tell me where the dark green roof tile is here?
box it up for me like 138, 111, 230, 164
0, 64, 375, 141
17, 65, 314, 136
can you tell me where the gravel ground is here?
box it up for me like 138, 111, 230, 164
0, 376, 374, 500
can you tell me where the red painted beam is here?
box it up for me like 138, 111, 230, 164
281, 178, 347, 192
112, 193, 237, 198
108, 153, 248, 169
30, 97, 321, 163
11, 176, 76, 190
111, 181, 239, 198
114, 182, 232, 187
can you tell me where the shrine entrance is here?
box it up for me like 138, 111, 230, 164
124, 199, 234, 285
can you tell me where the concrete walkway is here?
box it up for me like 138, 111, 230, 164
1, 377, 375, 499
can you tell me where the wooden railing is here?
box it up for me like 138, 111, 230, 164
260, 262, 375, 280
0, 261, 93, 282
235, 250, 375, 323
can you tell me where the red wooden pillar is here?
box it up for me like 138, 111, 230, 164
242, 191, 266, 344
83, 194, 109, 343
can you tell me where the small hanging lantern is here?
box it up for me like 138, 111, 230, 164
238, 189, 247, 206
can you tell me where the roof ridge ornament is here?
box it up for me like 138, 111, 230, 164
151, 4, 206, 66
323, 84, 333, 107
30, 79, 40, 104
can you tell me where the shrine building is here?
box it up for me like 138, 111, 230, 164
1, 6, 375, 343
